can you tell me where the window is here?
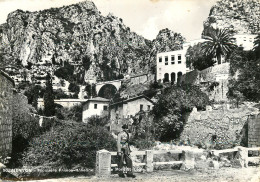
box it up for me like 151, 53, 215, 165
147, 105, 150, 111
171, 55, 175, 64
159, 57, 162, 62
103, 105, 108, 111
140, 104, 143, 111
94, 104, 97, 109
178, 54, 181, 64
165, 56, 168, 65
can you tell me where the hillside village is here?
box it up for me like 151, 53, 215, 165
0, 0, 260, 180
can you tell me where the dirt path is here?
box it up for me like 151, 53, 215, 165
1, 166, 260, 182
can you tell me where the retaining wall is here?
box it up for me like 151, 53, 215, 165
0, 70, 14, 161
180, 105, 256, 148
180, 63, 230, 102
248, 113, 260, 147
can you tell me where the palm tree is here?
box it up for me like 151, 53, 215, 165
202, 28, 237, 64
253, 34, 260, 58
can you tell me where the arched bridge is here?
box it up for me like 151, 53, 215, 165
95, 79, 123, 96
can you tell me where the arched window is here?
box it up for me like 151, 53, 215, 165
171, 72, 176, 83
177, 72, 182, 79
163, 73, 169, 83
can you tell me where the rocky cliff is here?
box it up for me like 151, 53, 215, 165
0, 0, 185, 83
203, 0, 260, 36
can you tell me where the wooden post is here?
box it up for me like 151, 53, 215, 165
181, 150, 195, 171
146, 150, 153, 172
96, 149, 111, 177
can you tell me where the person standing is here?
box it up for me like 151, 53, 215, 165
117, 124, 136, 178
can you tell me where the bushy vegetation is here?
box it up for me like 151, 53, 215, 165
21, 119, 116, 170
152, 84, 210, 141
84, 82, 97, 98
130, 112, 156, 149
43, 73, 55, 116
186, 43, 215, 70
186, 28, 236, 70
227, 35, 260, 103
68, 82, 80, 94
10, 112, 59, 168
54, 62, 74, 81
55, 104, 83, 122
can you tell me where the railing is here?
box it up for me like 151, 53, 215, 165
110, 149, 184, 171
95, 147, 260, 177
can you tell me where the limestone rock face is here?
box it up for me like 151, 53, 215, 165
202, 0, 260, 36
0, 0, 185, 83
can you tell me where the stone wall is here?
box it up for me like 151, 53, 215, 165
248, 113, 260, 147
130, 74, 155, 85
180, 105, 256, 148
0, 70, 15, 161
180, 63, 230, 102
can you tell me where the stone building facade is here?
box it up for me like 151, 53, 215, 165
0, 70, 14, 161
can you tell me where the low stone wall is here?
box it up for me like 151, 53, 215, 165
248, 113, 260, 147
0, 70, 15, 161
180, 105, 256, 148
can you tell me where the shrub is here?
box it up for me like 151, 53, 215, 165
21, 122, 117, 169
10, 112, 59, 168
68, 83, 80, 94
55, 104, 83, 122
152, 84, 210, 141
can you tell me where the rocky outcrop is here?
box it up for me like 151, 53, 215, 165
0, 1, 185, 84
202, 0, 260, 36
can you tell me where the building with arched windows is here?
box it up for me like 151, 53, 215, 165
156, 49, 189, 83
156, 34, 257, 83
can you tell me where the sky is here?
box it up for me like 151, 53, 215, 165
0, 0, 219, 41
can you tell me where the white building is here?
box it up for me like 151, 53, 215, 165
156, 34, 257, 82
82, 97, 110, 123
38, 98, 87, 109
233, 34, 257, 51
110, 95, 154, 121
156, 49, 189, 83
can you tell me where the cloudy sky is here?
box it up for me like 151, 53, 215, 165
0, 0, 219, 41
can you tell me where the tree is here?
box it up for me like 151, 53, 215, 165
43, 73, 55, 116
84, 82, 97, 98
228, 47, 260, 102
202, 28, 237, 64
253, 34, 260, 58
186, 43, 215, 70
152, 84, 210, 141
68, 82, 80, 93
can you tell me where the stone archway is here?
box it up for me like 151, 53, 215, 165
98, 84, 118, 99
